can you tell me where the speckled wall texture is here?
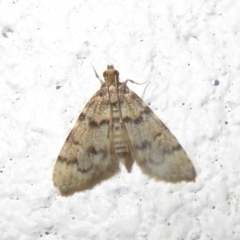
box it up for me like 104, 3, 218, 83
1, 0, 240, 239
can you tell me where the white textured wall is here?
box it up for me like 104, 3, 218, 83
1, 0, 240, 239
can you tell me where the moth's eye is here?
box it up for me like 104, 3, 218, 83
107, 64, 114, 69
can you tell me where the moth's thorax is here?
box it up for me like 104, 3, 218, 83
108, 86, 117, 102
103, 64, 119, 86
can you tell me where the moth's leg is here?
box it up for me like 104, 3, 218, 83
124, 79, 149, 86
124, 79, 150, 100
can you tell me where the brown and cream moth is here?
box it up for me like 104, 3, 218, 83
53, 65, 196, 195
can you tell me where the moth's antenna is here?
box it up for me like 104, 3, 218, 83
91, 64, 103, 84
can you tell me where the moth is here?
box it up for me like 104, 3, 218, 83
53, 65, 196, 195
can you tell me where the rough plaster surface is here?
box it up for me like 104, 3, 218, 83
1, 0, 240, 239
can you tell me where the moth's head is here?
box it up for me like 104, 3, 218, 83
107, 64, 114, 70
103, 65, 119, 86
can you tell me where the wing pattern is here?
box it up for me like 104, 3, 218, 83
53, 86, 119, 194
118, 83, 196, 182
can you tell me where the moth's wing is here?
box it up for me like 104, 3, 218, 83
53, 86, 118, 195
121, 85, 196, 182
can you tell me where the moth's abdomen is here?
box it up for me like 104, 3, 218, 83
112, 106, 129, 158
108, 85, 130, 159
108, 85, 134, 172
